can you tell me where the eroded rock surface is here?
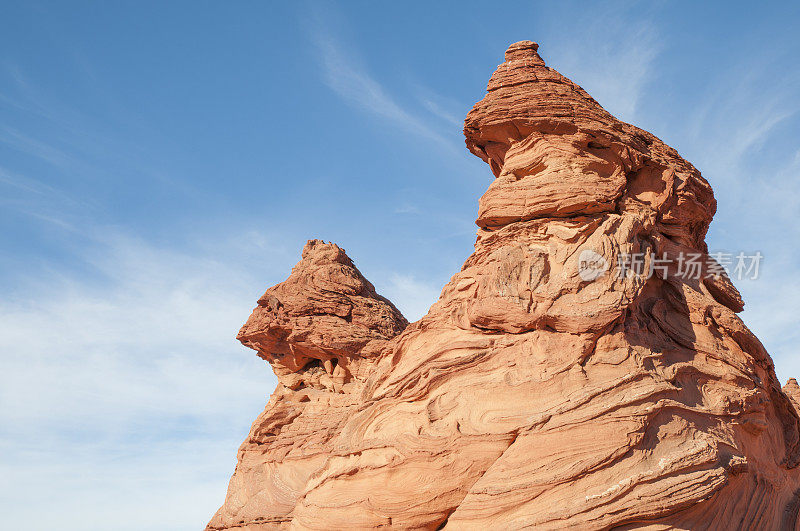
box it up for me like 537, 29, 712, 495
208, 41, 800, 530
238, 239, 408, 393
784, 379, 800, 415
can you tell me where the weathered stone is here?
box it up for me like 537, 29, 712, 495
208, 42, 800, 530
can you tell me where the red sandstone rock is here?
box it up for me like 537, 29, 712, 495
784, 379, 800, 415
237, 239, 407, 393
208, 42, 800, 530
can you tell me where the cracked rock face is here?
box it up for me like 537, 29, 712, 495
208, 41, 800, 530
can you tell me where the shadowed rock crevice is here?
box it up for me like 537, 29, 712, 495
208, 41, 800, 530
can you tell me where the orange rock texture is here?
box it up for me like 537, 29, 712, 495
208, 41, 800, 530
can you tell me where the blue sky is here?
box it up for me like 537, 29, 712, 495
1, 1, 799, 529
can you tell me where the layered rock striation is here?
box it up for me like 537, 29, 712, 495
208, 41, 800, 530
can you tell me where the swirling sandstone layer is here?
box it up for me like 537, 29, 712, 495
208, 41, 800, 530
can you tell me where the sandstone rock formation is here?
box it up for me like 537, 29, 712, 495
784, 379, 800, 415
208, 41, 800, 530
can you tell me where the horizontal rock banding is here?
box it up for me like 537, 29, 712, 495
208, 42, 800, 530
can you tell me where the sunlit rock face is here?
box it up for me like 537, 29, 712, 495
237, 239, 408, 393
208, 41, 800, 530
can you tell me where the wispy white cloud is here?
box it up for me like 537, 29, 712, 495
420, 97, 462, 128
685, 63, 800, 178
542, 6, 661, 124
308, 6, 459, 152
0, 164, 58, 195
0, 228, 289, 530
677, 51, 800, 384
733, 247, 800, 385
315, 37, 456, 150
0, 53, 297, 529
412, 83, 463, 128
0, 163, 91, 234
1, 437, 244, 531
0, 59, 190, 205
0, 126, 73, 167
381, 273, 441, 322
393, 203, 421, 215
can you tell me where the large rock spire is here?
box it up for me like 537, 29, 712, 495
208, 42, 800, 530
